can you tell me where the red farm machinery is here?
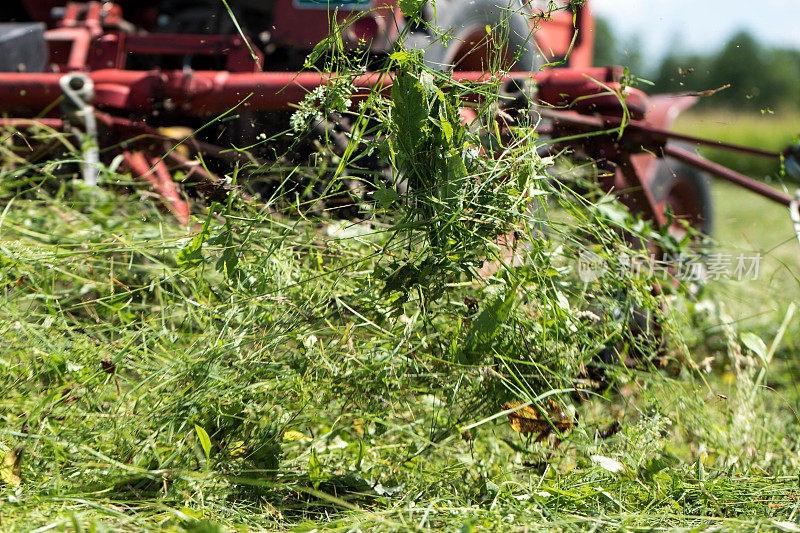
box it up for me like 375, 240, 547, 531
0, 0, 798, 235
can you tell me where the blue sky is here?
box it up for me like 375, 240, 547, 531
591, 0, 800, 66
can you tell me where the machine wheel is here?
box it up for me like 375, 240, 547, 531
651, 152, 714, 236
416, 0, 543, 72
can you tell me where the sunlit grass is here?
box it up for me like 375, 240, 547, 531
674, 108, 800, 180
709, 182, 800, 322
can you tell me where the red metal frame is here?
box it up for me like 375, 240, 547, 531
2, 0, 795, 230
0, 67, 634, 114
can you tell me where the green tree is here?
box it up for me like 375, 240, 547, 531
650, 30, 799, 111
756, 48, 800, 111
706, 31, 765, 108
616, 34, 645, 76
591, 16, 616, 67
589, 17, 644, 75
652, 54, 709, 94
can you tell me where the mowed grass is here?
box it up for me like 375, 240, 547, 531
1, 112, 800, 532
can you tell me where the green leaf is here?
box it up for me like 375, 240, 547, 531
440, 119, 453, 145
309, 448, 324, 489
195, 424, 212, 465
373, 186, 401, 208
398, 0, 425, 19
217, 246, 239, 280
741, 332, 767, 364
389, 50, 410, 66
354, 440, 365, 471
211, 223, 240, 281
461, 281, 519, 363
391, 70, 429, 159
695, 457, 705, 483
640, 454, 676, 481
177, 205, 217, 268
304, 38, 331, 69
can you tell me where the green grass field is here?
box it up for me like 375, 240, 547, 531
709, 181, 799, 327
674, 109, 800, 180
1, 103, 800, 532
677, 109, 800, 342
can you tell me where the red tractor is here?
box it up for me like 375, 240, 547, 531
0, 0, 796, 231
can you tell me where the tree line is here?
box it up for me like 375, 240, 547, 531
592, 18, 800, 111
